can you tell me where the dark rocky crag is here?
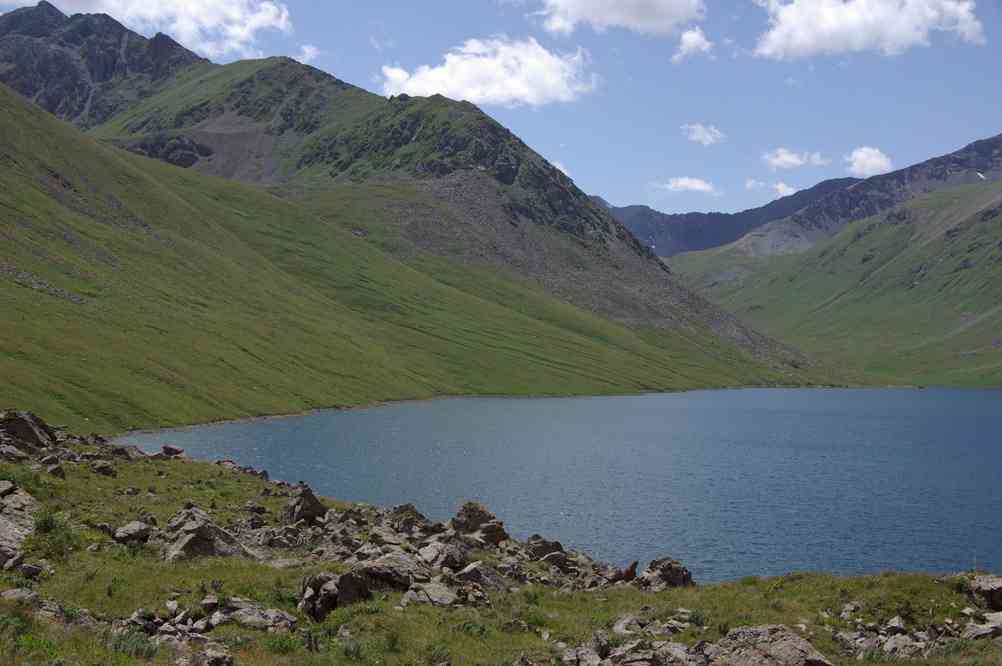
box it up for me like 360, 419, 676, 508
0, 1, 207, 127
3, 408, 1002, 664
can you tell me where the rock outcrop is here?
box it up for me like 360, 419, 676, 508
159, 508, 257, 562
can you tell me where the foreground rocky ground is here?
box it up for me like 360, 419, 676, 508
1, 409, 1001, 665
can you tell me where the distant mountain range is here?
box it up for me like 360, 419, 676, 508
599, 178, 859, 257
609, 134, 1002, 259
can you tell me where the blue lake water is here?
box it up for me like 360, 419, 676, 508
118, 389, 1002, 582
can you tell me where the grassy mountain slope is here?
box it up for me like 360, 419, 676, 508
674, 181, 1002, 385
1, 84, 804, 432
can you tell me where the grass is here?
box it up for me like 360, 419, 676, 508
674, 182, 1002, 387
0, 83, 796, 434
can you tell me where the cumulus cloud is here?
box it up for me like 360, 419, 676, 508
672, 27, 713, 63
380, 37, 595, 107
0, 0, 293, 58
773, 181, 797, 197
763, 147, 830, 170
656, 177, 719, 194
845, 146, 893, 177
296, 44, 319, 64
745, 178, 767, 190
682, 123, 725, 146
537, 0, 705, 35
754, 0, 985, 60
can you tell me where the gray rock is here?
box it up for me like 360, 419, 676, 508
354, 550, 430, 590
46, 464, 65, 479
972, 575, 1002, 611
527, 534, 564, 560
0, 410, 56, 452
961, 623, 1002, 641
224, 597, 296, 632
0, 445, 29, 462
885, 615, 907, 634
1, 588, 39, 605
403, 581, 459, 607
702, 625, 834, 666
90, 461, 117, 477
283, 485, 326, 524
160, 508, 256, 562
114, 521, 153, 545
0, 487, 38, 568
882, 634, 925, 657
419, 541, 467, 570
299, 570, 373, 622
194, 647, 233, 666
451, 501, 497, 533
0, 480, 14, 498
637, 557, 694, 591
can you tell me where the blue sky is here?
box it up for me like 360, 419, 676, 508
12, 1, 1002, 213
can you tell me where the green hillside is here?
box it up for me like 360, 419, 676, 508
1, 84, 801, 432
674, 182, 1002, 386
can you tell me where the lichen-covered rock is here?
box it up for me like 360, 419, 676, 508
972, 575, 1002, 611
114, 521, 153, 545
354, 550, 430, 590
160, 508, 256, 562
418, 541, 467, 570
0, 486, 37, 568
701, 625, 834, 666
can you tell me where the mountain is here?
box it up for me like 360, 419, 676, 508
603, 178, 859, 257
0, 1, 810, 368
675, 179, 1002, 385
0, 82, 817, 431
0, 1, 207, 127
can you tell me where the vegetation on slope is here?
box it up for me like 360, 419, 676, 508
673, 182, 1002, 386
1, 84, 804, 433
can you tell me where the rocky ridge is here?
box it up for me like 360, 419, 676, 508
2, 409, 1002, 664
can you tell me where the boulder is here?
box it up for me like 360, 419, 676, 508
972, 575, 1002, 611
451, 501, 496, 533
160, 508, 256, 562
389, 503, 430, 532
162, 444, 185, 458
194, 647, 233, 666
46, 464, 65, 479
403, 581, 459, 607
0, 487, 38, 568
702, 625, 834, 666
881, 634, 925, 658
354, 550, 430, 590
298, 571, 372, 622
0, 445, 29, 462
0, 410, 56, 452
1, 588, 39, 605
283, 485, 326, 524
419, 541, 467, 570
637, 557, 694, 591
114, 521, 153, 545
90, 461, 117, 477
223, 597, 296, 632
527, 534, 564, 560
961, 623, 1002, 641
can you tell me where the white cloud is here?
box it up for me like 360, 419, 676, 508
672, 27, 714, 63
380, 37, 595, 107
754, 0, 985, 60
369, 35, 395, 52
552, 161, 571, 177
537, 0, 705, 35
745, 178, 767, 190
773, 181, 797, 197
656, 177, 719, 194
0, 0, 293, 58
845, 146, 893, 177
296, 44, 319, 64
762, 147, 831, 170
682, 123, 725, 146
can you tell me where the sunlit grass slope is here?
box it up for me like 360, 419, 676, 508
1, 85, 792, 432
674, 182, 1002, 386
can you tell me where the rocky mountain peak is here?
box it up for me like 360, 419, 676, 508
0, 1, 67, 37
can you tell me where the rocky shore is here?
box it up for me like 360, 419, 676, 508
2, 408, 1001, 665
